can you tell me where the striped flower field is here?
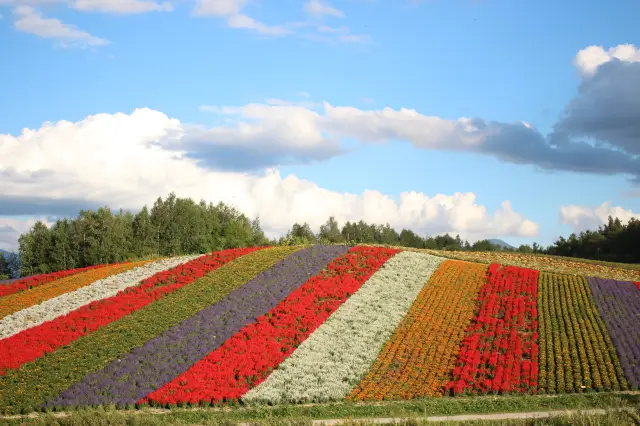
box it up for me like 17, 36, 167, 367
0, 245, 639, 415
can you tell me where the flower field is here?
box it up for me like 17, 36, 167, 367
537, 273, 627, 393
0, 245, 639, 415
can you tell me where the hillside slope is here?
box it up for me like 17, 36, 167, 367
0, 245, 638, 415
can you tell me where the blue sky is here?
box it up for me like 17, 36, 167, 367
1, 0, 640, 251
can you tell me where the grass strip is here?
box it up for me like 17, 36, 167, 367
0, 246, 302, 415
1, 392, 639, 425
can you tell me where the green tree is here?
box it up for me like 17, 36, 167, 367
0, 253, 10, 280
319, 216, 344, 244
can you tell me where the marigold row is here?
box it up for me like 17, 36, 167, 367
0, 263, 112, 298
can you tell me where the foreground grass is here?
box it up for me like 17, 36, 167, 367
4, 392, 639, 425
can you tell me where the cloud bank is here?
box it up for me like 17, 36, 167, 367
0, 107, 539, 251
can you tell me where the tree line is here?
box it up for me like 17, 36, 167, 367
545, 216, 640, 263
1, 193, 638, 279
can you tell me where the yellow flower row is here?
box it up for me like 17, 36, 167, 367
0, 259, 158, 319
348, 260, 488, 400
537, 272, 628, 393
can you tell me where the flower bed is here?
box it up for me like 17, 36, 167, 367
0, 259, 158, 318
141, 246, 398, 406
0, 246, 299, 414
446, 264, 539, 395
586, 277, 639, 389
244, 251, 445, 404
0, 249, 261, 375
49, 246, 349, 407
0, 265, 110, 298
537, 273, 626, 393
350, 260, 488, 400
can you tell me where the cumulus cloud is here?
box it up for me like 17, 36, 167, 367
549, 45, 640, 159
0, 108, 538, 249
13, 5, 110, 47
574, 44, 640, 76
560, 202, 640, 233
189, 102, 341, 170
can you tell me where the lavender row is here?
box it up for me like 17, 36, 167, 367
48, 245, 349, 407
586, 277, 640, 389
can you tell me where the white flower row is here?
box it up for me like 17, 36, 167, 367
243, 251, 445, 404
0, 254, 203, 340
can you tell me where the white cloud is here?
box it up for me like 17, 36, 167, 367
227, 13, 291, 36
13, 6, 110, 47
574, 44, 640, 77
0, 108, 539, 249
70, 0, 173, 14
298, 91, 311, 98
192, 0, 291, 36
304, 0, 344, 18
560, 201, 640, 233
193, 0, 247, 16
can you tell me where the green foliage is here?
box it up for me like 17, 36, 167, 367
0, 253, 10, 279
471, 240, 500, 252
16, 193, 261, 277
1, 393, 637, 425
549, 216, 640, 263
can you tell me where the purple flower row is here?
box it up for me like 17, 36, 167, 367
47, 245, 349, 407
586, 277, 640, 389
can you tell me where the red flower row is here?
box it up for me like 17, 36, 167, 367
0, 247, 264, 375
446, 264, 540, 395
140, 246, 400, 406
634, 282, 640, 292
0, 264, 111, 298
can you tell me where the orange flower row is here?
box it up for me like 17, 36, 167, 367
348, 260, 488, 400
0, 259, 158, 319
538, 272, 627, 393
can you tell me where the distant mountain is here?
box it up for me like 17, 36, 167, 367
488, 239, 515, 250
0, 248, 14, 258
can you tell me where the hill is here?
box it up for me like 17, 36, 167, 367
0, 245, 638, 419
0, 248, 13, 258
488, 238, 515, 249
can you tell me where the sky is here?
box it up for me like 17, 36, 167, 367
1, 0, 640, 252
